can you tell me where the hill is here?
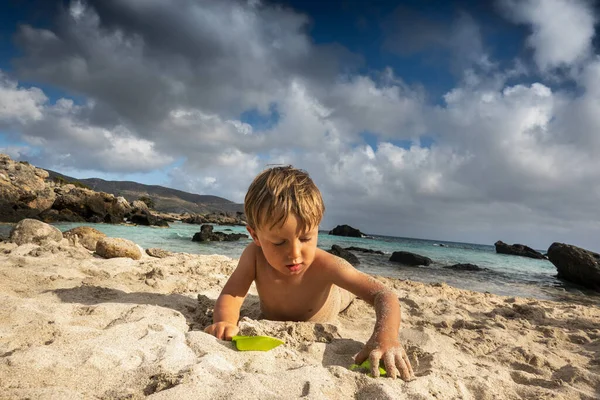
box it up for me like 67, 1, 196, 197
46, 170, 244, 215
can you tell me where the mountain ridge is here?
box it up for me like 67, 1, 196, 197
46, 169, 244, 215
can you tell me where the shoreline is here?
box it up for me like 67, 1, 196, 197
2, 220, 599, 304
1, 238, 599, 399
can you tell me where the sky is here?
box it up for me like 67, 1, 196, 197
1, 0, 600, 251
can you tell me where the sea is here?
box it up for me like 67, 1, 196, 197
1, 221, 599, 303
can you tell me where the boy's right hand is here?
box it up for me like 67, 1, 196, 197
204, 322, 239, 340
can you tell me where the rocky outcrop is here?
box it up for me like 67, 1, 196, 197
63, 226, 107, 251
328, 224, 364, 238
547, 242, 600, 291
183, 212, 245, 226
494, 241, 545, 259
95, 237, 142, 260
9, 218, 63, 246
389, 251, 432, 266
192, 224, 248, 242
328, 244, 360, 266
344, 246, 384, 255
0, 155, 56, 222
444, 263, 485, 271
46, 185, 132, 224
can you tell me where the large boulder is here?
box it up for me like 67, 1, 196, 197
95, 237, 142, 260
547, 242, 600, 291
49, 185, 132, 223
192, 224, 248, 242
9, 218, 63, 245
328, 224, 364, 238
389, 251, 432, 266
494, 240, 545, 259
63, 226, 107, 251
328, 244, 360, 266
0, 155, 56, 222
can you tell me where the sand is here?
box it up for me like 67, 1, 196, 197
0, 239, 599, 399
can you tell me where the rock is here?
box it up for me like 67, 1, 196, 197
328, 224, 364, 237
95, 237, 142, 260
547, 242, 600, 291
129, 209, 170, 227
328, 244, 360, 266
183, 212, 245, 226
0, 155, 56, 222
63, 226, 107, 251
9, 218, 63, 245
39, 208, 85, 222
146, 248, 174, 258
131, 200, 149, 213
389, 251, 432, 266
344, 246, 384, 255
51, 185, 132, 223
444, 263, 484, 271
192, 224, 248, 242
494, 241, 545, 259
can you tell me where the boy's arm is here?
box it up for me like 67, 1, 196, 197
320, 251, 414, 381
204, 243, 256, 340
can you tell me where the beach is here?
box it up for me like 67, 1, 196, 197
1, 237, 599, 399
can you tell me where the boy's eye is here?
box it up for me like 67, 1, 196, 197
300, 237, 312, 242
274, 241, 285, 246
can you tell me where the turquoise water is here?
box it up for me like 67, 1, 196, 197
1, 221, 598, 302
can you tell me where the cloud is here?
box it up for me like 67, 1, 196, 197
498, 0, 596, 71
4, 0, 600, 250
0, 72, 46, 124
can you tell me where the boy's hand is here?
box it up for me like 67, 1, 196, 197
355, 336, 415, 381
204, 321, 239, 340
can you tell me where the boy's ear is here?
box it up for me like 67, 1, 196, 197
246, 226, 261, 247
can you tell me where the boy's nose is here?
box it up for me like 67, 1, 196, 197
289, 240, 302, 259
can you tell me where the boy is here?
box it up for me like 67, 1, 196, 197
204, 166, 414, 381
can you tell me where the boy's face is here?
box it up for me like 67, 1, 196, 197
247, 213, 319, 277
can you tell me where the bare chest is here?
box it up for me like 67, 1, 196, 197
255, 265, 332, 321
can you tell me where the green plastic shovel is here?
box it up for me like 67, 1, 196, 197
349, 360, 387, 377
231, 335, 285, 351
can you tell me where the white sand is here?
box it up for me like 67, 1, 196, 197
0, 239, 599, 399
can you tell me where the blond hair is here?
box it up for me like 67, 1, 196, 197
244, 165, 324, 232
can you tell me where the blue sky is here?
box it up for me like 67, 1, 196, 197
1, 0, 600, 250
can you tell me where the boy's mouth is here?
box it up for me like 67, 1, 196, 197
286, 263, 302, 272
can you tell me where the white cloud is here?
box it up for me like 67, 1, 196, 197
0, 73, 47, 124
499, 0, 596, 71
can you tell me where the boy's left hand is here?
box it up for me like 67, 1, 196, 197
355, 336, 414, 381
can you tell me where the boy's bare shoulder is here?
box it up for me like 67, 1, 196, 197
313, 248, 353, 271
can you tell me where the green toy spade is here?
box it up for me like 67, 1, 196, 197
349, 360, 387, 377
231, 335, 285, 351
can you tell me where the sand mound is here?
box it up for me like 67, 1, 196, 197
0, 241, 599, 399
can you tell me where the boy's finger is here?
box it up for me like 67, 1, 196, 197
395, 353, 413, 381
369, 350, 382, 378
354, 347, 370, 364
215, 326, 225, 340
402, 352, 415, 378
383, 352, 398, 379
224, 326, 237, 341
